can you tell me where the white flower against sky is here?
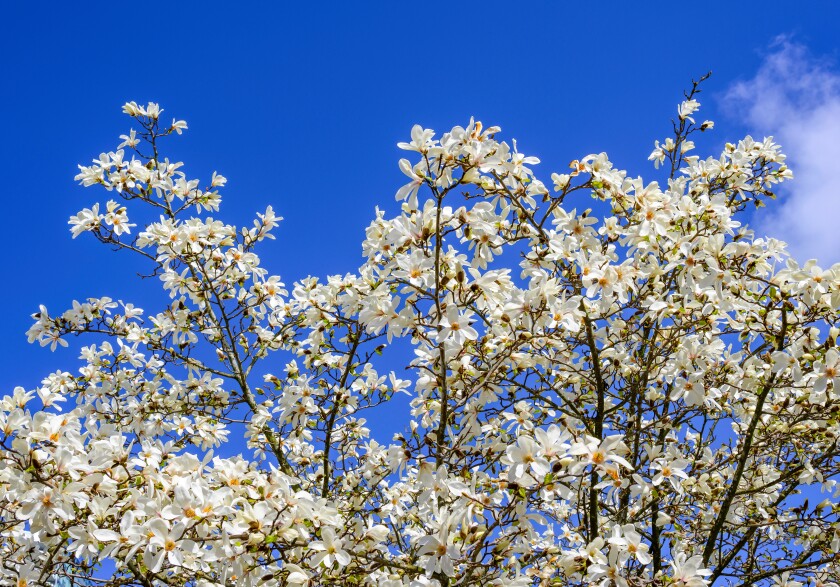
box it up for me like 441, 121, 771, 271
309, 527, 351, 568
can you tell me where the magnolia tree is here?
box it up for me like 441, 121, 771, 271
3, 78, 840, 587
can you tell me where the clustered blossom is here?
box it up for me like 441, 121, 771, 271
3, 82, 840, 587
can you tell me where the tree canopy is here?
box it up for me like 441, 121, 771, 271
3, 79, 840, 587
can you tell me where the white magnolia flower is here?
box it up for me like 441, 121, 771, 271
437, 306, 478, 345
309, 527, 351, 568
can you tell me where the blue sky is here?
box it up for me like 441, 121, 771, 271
3, 1, 840, 401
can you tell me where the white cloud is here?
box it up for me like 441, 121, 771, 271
722, 38, 840, 265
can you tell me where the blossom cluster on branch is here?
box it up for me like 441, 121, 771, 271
3, 79, 840, 587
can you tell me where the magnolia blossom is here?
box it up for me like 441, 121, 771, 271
4, 88, 838, 587
670, 554, 714, 587
436, 306, 478, 345
504, 435, 551, 486
651, 457, 691, 492
607, 524, 653, 565
417, 512, 461, 578
309, 527, 351, 568
670, 372, 706, 406
570, 436, 633, 474
144, 520, 189, 573
813, 348, 840, 396
678, 99, 701, 122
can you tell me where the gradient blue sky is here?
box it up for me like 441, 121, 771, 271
3, 2, 840, 398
